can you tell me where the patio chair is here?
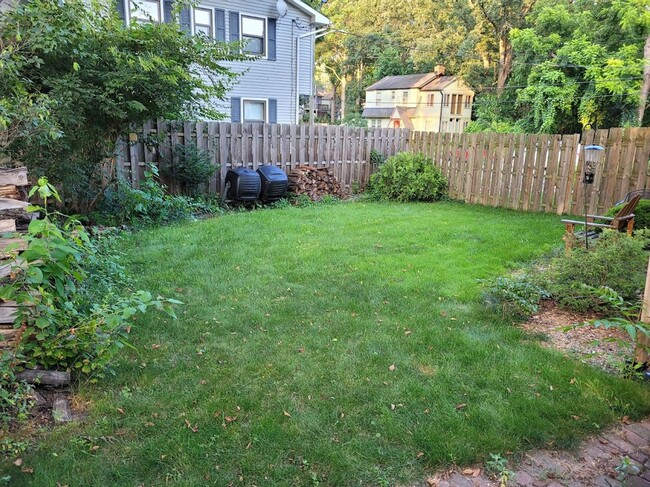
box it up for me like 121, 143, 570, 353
561, 194, 641, 254
614, 189, 650, 206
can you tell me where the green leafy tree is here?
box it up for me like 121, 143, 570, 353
0, 0, 243, 212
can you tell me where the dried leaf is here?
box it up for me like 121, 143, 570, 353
426, 477, 437, 487
572, 415, 580, 421
225, 416, 237, 423
390, 404, 396, 410
388, 364, 396, 371
462, 468, 481, 477
13, 458, 23, 467
569, 378, 577, 384
622, 415, 631, 424
21, 467, 34, 474
283, 410, 291, 418
416, 451, 425, 459
455, 403, 467, 411
117, 408, 125, 415
404, 330, 412, 336
151, 344, 160, 350
297, 348, 305, 353
245, 442, 252, 449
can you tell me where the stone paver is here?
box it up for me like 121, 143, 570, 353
418, 418, 650, 487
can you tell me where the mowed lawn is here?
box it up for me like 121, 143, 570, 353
8, 201, 650, 486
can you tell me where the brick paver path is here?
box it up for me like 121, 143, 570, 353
418, 419, 650, 487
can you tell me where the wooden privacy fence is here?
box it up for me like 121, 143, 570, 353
118, 122, 650, 215
413, 128, 650, 216
117, 121, 410, 196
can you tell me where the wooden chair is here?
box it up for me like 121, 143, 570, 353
561, 194, 641, 253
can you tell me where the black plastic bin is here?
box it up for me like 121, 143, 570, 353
257, 165, 288, 201
224, 168, 261, 201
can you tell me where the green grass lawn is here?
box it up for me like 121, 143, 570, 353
7, 201, 650, 486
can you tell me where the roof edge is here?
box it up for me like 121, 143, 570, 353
287, 0, 331, 26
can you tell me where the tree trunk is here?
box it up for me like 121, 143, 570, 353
638, 34, 650, 126
497, 35, 513, 93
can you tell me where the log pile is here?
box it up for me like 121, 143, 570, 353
0, 167, 31, 352
287, 165, 345, 201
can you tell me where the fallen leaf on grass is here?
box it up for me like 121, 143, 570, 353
21, 467, 34, 474
225, 416, 237, 423
455, 403, 467, 411
462, 468, 481, 477
622, 415, 631, 424
151, 344, 160, 350
184, 419, 199, 433
297, 348, 305, 353
144, 422, 155, 427
388, 364, 396, 371
117, 408, 125, 415
13, 458, 23, 467
572, 415, 580, 421
426, 477, 437, 487
416, 451, 425, 459
283, 410, 292, 418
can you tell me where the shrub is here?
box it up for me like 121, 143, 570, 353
606, 199, 650, 230
169, 143, 218, 195
0, 178, 181, 378
0, 354, 34, 425
539, 231, 648, 312
482, 275, 550, 319
369, 152, 448, 202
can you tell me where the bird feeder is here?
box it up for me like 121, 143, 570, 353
582, 144, 605, 249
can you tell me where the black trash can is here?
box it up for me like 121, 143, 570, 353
257, 165, 288, 202
224, 168, 261, 201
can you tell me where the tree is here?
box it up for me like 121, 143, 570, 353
0, 0, 243, 211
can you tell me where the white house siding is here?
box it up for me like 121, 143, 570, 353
195, 0, 316, 123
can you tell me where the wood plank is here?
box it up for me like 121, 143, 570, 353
0, 238, 26, 258
219, 122, 229, 193
491, 133, 506, 207
0, 167, 28, 187
543, 134, 561, 212
531, 135, 549, 212
509, 134, 526, 210
0, 185, 19, 199
0, 301, 18, 324
0, 257, 26, 279
521, 134, 537, 211
208, 122, 218, 194
16, 369, 71, 386
0, 219, 16, 233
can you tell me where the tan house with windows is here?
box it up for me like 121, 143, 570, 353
362, 66, 474, 132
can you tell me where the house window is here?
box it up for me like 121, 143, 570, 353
194, 7, 213, 36
451, 95, 457, 114
465, 96, 472, 109
456, 95, 463, 115
444, 94, 449, 107
128, 0, 162, 24
402, 91, 409, 103
242, 99, 267, 122
391, 91, 396, 102
427, 94, 435, 107
241, 15, 266, 55
375, 92, 381, 104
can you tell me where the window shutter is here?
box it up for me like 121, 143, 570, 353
268, 18, 276, 61
163, 0, 173, 23
229, 11, 240, 43
231, 97, 241, 122
116, 0, 126, 22
269, 99, 277, 124
180, 6, 191, 32
215, 9, 226, 41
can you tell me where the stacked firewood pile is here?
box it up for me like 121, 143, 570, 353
287, 165, 345, 201
0, 167, 31, 352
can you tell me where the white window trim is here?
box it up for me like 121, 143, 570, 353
241, 98, 269, 123
192, 6, 215, 38
124, 0, 163, 26
240, 13, 268, 59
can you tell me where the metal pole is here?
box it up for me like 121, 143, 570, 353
584, 179, 589, 250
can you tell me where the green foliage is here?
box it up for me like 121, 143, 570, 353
482, 275, 551, 318
485, 453, 515, 486
539, 231, 648, 312
0, 179, 181, 377
170, 144, 219, 195
0, 355, 34, 425
95, 165, 215, 226
340, 113, 368, 127
0, 0, 242, 212
369, 152, 448, 202
606, 199, 650, 230
370, 149, 386, 166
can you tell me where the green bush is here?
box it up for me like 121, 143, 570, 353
539, 231, 648, 312
369, 152, 448, 202
606, 199, 650, 230
0, 178, 181, 378
169, 143, 218, 195
482, 275, 551, 319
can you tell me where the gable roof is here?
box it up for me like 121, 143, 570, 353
361, 107, 394, 118
390, 106, 415, 128
366, 73, 440, 91
288, 0, 330, 26
420, 76, 458, 91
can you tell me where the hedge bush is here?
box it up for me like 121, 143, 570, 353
605, 199, 650, 230
369, 152, 448, 202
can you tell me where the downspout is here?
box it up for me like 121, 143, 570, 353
296, 26, 330, 124
438, 91, 444, 132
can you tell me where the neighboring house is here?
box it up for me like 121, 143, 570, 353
362, 66, 474, 132
117, 0, 330, 124
315, 90, 334, 119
